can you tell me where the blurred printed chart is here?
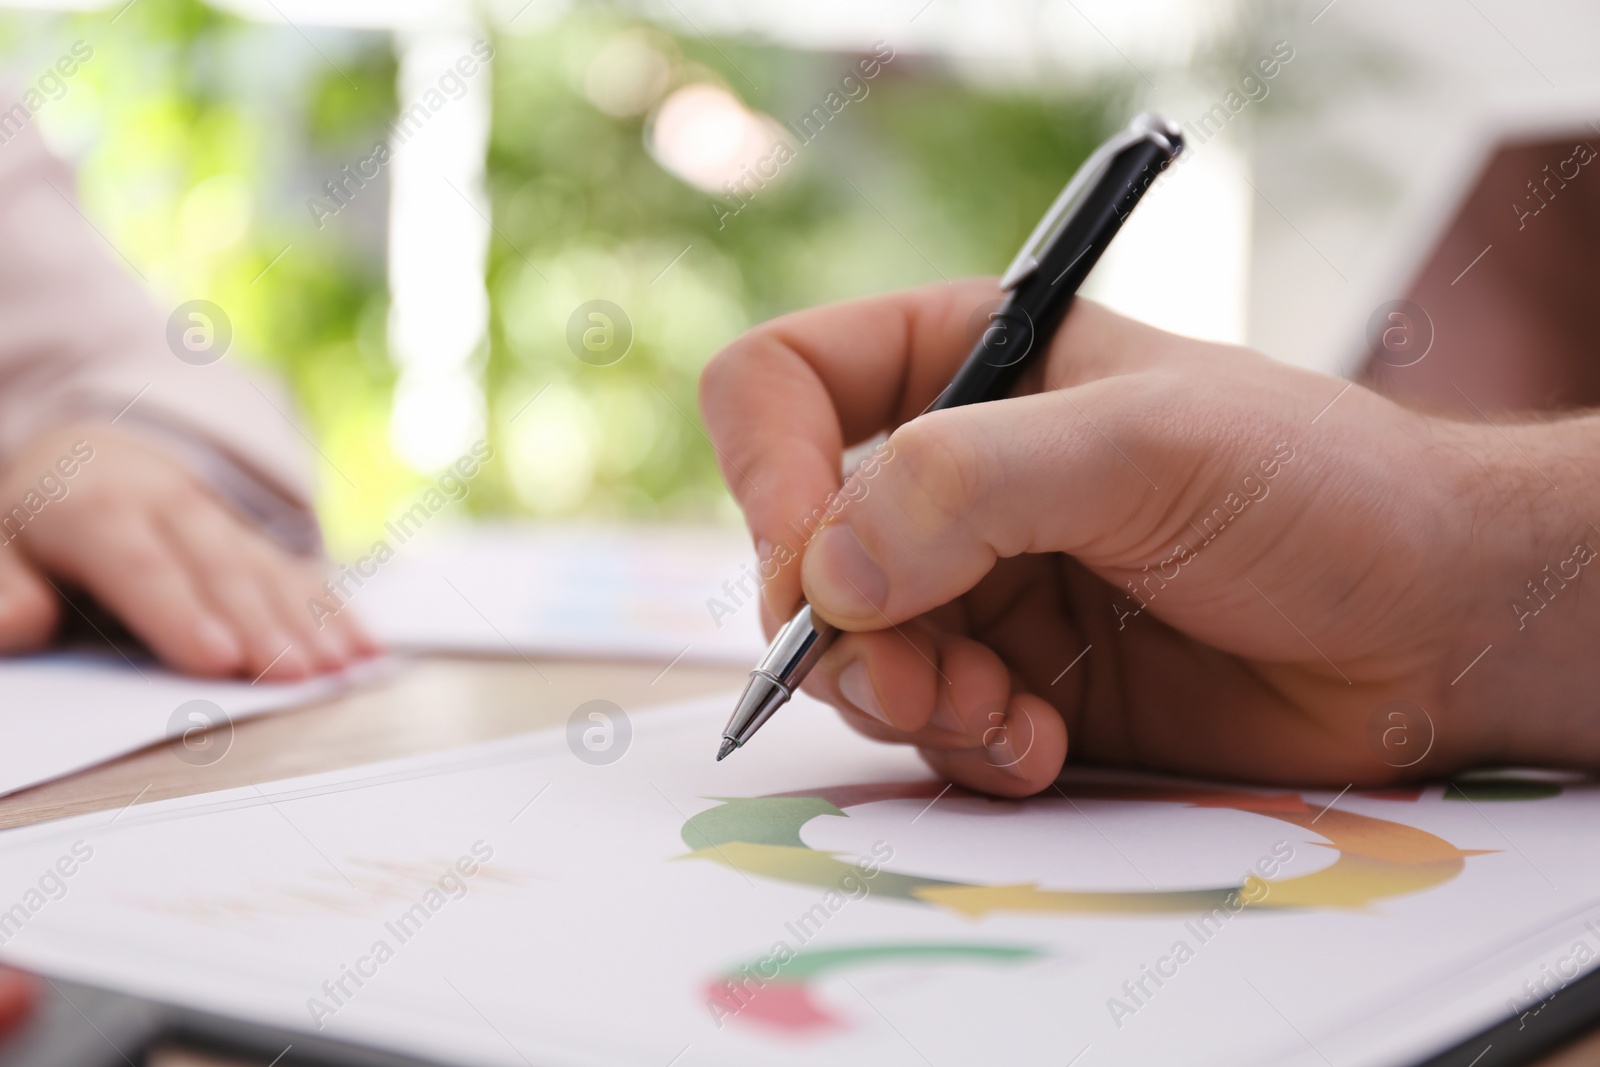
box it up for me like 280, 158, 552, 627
351, 523, 766, 665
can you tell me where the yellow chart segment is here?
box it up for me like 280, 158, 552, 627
680, 781, 1496, 917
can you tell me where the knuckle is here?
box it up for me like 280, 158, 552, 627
698, 331, 770, 407
700, 326, 812, 417
884, 417, 983, 538
95, 483, 162, 519
116, 536, 181, 576
210, 570, 265, 610
697, 336, 778, 489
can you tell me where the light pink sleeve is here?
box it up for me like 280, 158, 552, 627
0, 120, 321, 553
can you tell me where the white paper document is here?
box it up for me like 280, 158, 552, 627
349, 522, 766, 664
0, 693, 1593, 1066
0, 652, 378, 798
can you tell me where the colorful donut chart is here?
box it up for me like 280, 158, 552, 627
680, 779, 1496, 916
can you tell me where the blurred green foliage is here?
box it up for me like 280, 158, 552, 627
1, 0, 1130, 554
482, 17, 1128, 527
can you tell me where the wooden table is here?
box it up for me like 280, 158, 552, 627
0, 656, 744, 832
1, 655, 1593, 1066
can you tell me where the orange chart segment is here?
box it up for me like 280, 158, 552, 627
679, 780, 1497, 916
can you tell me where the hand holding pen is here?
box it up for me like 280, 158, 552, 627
711, 114, 1185, 764
698, 112, 1573, 795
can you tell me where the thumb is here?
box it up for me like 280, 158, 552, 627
0, 541, 60, 652
799, 372, 1272, 629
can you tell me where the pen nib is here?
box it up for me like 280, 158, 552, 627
716, 737, 738, 762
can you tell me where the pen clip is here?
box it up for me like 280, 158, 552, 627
998, 113, 1181, 292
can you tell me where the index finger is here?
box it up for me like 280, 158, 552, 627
699, 278, 1000, 619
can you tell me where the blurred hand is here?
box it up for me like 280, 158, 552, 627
0, 422, 376, 679
702, 281, 1599, 796
0, 968, 33, 1039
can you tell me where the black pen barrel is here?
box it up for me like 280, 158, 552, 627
934, 135, 1180, 413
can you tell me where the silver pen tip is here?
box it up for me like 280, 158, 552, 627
720, 673, 790, 757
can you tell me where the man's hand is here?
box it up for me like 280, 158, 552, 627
0, 422, 376, 679
701, 281, 1595, 796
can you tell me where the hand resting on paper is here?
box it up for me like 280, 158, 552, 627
701, 281, 1600, 796
0, 423, 376, 680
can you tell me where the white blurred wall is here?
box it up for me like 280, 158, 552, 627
1244, 0, 1600, 374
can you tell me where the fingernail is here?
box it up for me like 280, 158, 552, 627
806, 523, 888, 617
838, 660, 889, 725
984, 727, 1030, 779
196, 618, 242, 667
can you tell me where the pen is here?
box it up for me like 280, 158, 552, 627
717, 112, 1185, 761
